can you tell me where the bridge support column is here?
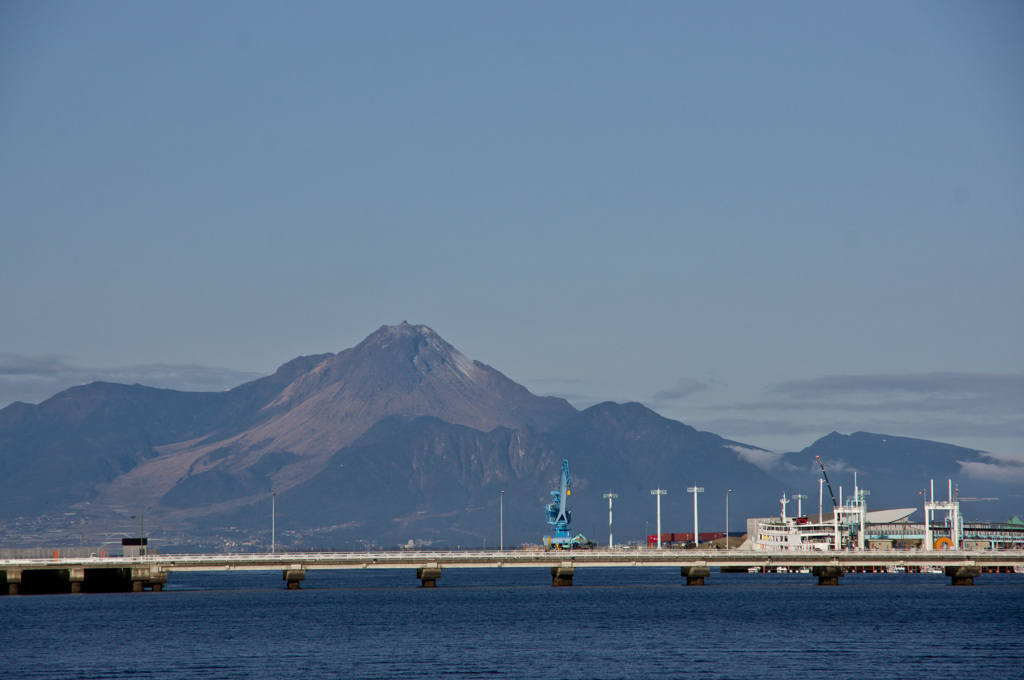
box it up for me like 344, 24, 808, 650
417, 567, 442, 588
551, 564, 574, 587
283, 569, 305, 589
945, 566, 980, 586
67, 568, 85, 593
681, 566, 711, 586
3, 569, 21, 595
813, 566, 844, 586
130, 567, 153, 592
147, 570, 168, 592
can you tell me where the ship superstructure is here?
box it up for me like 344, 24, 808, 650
752, 494, 845, 551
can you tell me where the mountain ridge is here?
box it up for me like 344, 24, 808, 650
0, 323, 1017, 549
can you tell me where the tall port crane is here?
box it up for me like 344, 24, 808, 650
544, 459, 593, 549
816, 455, 839, 509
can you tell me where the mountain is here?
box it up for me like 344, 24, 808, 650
208, 402, 786, 548
770, 432, 1022, 522
0, 323, 577, 531
0, 352, 333, 517
0, 323, 1018, 550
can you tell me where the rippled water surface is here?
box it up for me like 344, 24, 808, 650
3, 568, 1023, 679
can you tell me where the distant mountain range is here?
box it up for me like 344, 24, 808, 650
0, 323, 1018, 550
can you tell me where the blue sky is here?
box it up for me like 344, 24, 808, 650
2, 1, 1022, 461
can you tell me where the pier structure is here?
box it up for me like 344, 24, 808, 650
2, 548, 1021, 593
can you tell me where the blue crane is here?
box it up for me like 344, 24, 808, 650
544, 459, 593, 549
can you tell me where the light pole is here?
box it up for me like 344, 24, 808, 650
651, 489, 667, 549
500, 490, 504, 551
726, 489, 732, 550
793, 493, 808, 518
130, 514, 144, 556
271, 493, 276, 554
687, 485, 704, 547
603, 492, 618, 548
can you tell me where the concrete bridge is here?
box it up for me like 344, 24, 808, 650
2, 548, 1022, 593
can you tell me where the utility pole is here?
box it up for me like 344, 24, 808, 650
687, 485, 704, 547
651, 489, 667, 549
603, 492, 618, 548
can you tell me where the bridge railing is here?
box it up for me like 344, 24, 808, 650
3, 547, 1024, 570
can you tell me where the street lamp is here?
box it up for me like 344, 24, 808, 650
687, 485, 704, 548
726, 489, 732, 550
500, 490, 504, 551
651, 489, 667, 549
603, 492, 618, 548
271, 493, 276, 554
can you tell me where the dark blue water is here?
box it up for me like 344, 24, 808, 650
3, 568, 1022, 679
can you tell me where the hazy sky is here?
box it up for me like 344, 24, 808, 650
2, 1, 1022, 458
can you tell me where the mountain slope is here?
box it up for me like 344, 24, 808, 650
132, 323, 577, 522
209, 401, 786, 547
0, 353, 333, 516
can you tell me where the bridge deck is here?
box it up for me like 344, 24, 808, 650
4, 548, 1023, 573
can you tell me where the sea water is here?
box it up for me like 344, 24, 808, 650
2, 568, 1022, 679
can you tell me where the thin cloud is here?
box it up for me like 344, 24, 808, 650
0, 353, 264, 407
652, 378, 714, 402
700, 418, 825, 438
766, 373, 1024, 415
0, 354, 71, 376
726, 445, 782, 471
959, 457, 1024, 484
698, 373, 1024, 448
703, 414, 1023, 449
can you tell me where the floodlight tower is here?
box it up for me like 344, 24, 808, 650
687, 484, 704, 546
603, 492, 618, 548
651, 489, 667, 549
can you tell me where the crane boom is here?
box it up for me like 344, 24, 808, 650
816, 455, 839, 509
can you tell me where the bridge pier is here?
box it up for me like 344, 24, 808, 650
3, 569, 21, 595
945, 566, 980, 586
147, 570, 168, 591
813, 566, 844, 586
130, 567, 163, 592
283, 569, 305, 589
417, 567, 442, 588
551, 564, 574, 587
681, 566, 710, 586
67, 568, 85, 593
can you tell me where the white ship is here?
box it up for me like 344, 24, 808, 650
751, 494, 847, 552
